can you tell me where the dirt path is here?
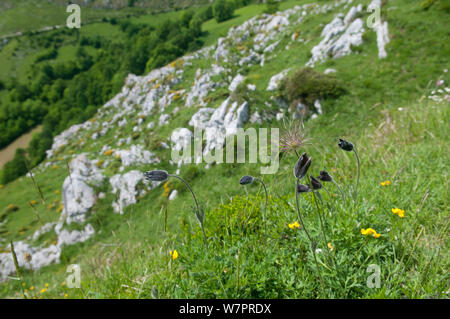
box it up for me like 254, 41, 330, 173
0, 125, 42, 169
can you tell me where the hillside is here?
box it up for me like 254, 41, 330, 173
0, 0, 449, 299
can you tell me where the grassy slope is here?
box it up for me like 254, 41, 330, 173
0, 0, 449, 298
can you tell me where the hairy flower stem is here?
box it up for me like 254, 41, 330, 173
295, 182, 326, 296
321, 185, 334, 213
312, 191, 329, 247
353, 148, 361, 199
10, 241, 26, 299
314, 191, 336, 270
295, 183, 313, 243
254, 178, 268, 222
168, 174, 207, 247
332, 179, 345, 200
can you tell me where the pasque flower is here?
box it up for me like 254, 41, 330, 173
239, 175, 254, 185
144, 170, 169, 182
296, 182, 311, 193
318, 170, 333, 182
310, 176, 322, 190
294, 153, 311, 179
338, 139, 354, 151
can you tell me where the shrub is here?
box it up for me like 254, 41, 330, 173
213, 0, 235, 23
264, 0, 280, 14
0, 148, 28, 185
279, 67, 345, 107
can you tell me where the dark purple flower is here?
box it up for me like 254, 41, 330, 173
239, 175, 254, 185
338, 138, 354, 152
294, 152, 311, 179
144, 170, 169, 182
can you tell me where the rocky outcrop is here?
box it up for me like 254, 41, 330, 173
188, 98, 249, 157
114, 145, 158, 167
61, 154, 104, 225
307, 5, 365, 67
110, 170, 158, 214
267, 69, 290, 91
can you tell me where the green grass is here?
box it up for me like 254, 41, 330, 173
0, 0, 449, 298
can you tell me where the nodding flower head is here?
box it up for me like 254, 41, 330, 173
310, 176, 322, 190
338, 138, 354, 151
318, 170, 333, 182
294, 153, 311, 179
239, 175, 254, 185
296, 182, 311, 193
144, 170, 169, 182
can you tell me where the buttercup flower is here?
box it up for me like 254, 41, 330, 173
327, 243, 334, 251
169, 249, 179, 260
361, 228, 381, 238
392, 208, 405, 218
288, 221, 301, 229
380, 180, 391, 186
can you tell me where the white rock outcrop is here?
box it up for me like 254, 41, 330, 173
114, 145, 157, 167
307, 5, 364, 67
61, 154, 104, 225
110, 170, 158, 214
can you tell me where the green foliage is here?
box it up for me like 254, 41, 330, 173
213, 0, 235, 23
264, 0, 280, 14
279, 67, 345, 107
0, 148, 28, 185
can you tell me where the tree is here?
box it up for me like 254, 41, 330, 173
1, 148, 28, 185
213, 0, 235, 23
264, 0, 280, 14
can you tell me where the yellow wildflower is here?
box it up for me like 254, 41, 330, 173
56, 204, 63, 213
380, 180, 391, 186
328, 243, 334, 251
169, 249, 179, 260
288, 221, 301, 229
40, 288, 47, 294
361, 228, 381, 238
103, 149, 114, 156
45, 283, 49, 288
163, 182, 170, 198
64, 293, 68, 298
392, 208, 405, 218
30, 286, 34, 291
55, 190, 60, 195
